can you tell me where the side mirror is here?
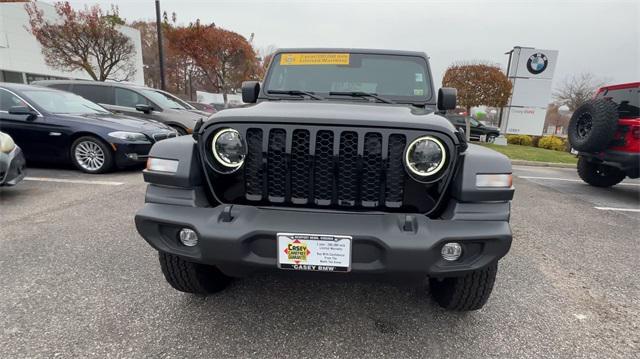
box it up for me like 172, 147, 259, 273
135, 104, 153, 114
241, 81, 260, 103
437, 87, 457, 111
9, 106, 38, 121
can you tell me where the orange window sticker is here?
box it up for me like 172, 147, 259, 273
280, 53, 350, 66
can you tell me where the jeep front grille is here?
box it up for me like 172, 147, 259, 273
243, 127, 409, 208
201, 124, 457, 214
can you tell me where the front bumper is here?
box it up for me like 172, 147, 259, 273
135, 203, 512, 278
0, 146, 26, 186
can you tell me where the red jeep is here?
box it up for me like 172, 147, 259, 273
568, 82, 640, 187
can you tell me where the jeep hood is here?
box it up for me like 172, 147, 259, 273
207, 101, 458, 135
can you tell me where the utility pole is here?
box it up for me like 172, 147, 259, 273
155, 0, 166, 90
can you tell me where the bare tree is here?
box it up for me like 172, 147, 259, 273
553, 72, 608, 111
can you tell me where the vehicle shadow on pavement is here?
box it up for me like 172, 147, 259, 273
0, 186, 23, 200
173, 272, 472, 335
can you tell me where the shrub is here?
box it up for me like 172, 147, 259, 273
538, 136, 567, 152
506, 134, 533, 146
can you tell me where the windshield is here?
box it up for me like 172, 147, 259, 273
264, 53, 432, 103
138, 89, 192, 110
23, 90, 109, 115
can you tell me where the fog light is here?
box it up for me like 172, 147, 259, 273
441, 242, 462, 261
179, 228, 198, 247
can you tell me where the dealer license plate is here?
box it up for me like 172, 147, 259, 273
277, 233, 352, 272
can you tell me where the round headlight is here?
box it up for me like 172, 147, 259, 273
212, 128, 245, 168
405, 136, 446, 177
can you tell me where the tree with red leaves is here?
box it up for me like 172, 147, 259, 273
25, 1, 136, 81
166, 21, 259, 104
443, 62, 512, 139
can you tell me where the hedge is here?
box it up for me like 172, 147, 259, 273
538, 135, 567, 152
506, 134, 533, 146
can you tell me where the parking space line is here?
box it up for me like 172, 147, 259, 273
518, 176, 640, 187
24, 177, 124, 186
594, 207, 640, 213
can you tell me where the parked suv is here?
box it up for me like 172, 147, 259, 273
33, 80, 208, 135
135, 49, 515, 311
568, 82, 639, 187
447, 114, 501, 142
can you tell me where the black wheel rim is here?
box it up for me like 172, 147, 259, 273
576, 113, 593, 139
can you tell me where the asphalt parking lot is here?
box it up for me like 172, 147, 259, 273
1, 165, 638, 358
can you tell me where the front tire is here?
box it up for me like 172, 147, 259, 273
71, 136, 113, 174
577, 156, 625, 187
159, 252, 232, 294
429, 263, 498, 311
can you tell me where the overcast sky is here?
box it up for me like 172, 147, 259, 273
59, 0, 638, 89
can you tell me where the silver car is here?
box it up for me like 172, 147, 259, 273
33, 80, 209, 135
0, 132, 26, 186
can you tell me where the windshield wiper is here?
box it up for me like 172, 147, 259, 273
268, 90, 323, 100
328, 91, 395, 104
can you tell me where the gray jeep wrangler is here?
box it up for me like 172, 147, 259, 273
135, 49, 514, 311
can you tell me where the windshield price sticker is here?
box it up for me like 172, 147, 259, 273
277, 233, 352, 272
280, 53, 350, 66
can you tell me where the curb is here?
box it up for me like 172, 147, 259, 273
511, 160, 576, 169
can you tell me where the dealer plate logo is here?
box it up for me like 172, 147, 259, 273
526, 53, 548, 75
284, 239, 311, 264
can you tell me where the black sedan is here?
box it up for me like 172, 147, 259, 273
446, 115, 501, 143
0, 83, 177, 174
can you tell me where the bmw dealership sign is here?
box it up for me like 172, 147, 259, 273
501, 47, 559, 135
509, 47, 558, 80
526, 53, 548, 75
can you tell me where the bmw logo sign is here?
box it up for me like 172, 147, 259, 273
526, 53, 548, 75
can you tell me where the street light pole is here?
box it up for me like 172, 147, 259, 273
155, 0, 166, 90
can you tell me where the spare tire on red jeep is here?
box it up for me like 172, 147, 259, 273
568, 99, 618, 152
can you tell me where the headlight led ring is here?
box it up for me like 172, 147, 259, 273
404, 135, 447, 177
212, 128, 245, 168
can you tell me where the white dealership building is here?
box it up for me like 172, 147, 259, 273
0, 2, 144, 85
